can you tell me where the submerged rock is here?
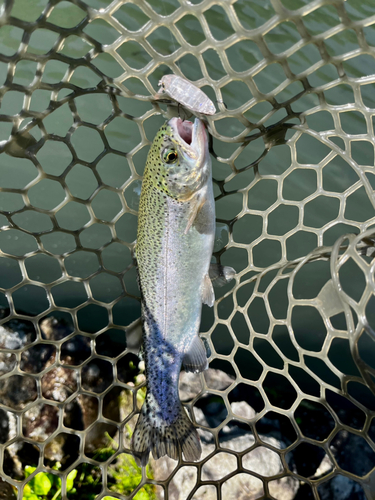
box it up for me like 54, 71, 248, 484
152, 403, 299, 500
318, 475, 365, 500
151, 370, 299, 500
0, 313, 125, 475
0, 315, 370, 500
0, 478, 16, 499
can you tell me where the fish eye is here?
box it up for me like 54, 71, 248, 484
163, 149, 178, 164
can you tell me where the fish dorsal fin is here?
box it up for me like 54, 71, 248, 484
209, 263, 236, 287
183, 336, 208, 373
202, 273, 215, 307
184, 196, 205, 235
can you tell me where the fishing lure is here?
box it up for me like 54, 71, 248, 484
156, 74, 216, 116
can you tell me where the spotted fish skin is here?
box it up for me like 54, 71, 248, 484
132, 117, 215, 466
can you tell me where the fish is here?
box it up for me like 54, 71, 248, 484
156, 75, 216, 116
131, 117, 234, 466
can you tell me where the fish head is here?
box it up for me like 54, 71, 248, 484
148, 117, 211, 201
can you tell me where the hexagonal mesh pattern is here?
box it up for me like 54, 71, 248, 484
1, 0, 375, 498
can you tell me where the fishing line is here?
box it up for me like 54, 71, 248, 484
159, 0, 185, 119
156, 0, 181, 74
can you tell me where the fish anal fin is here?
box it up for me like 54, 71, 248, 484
184, 197, 205, 235
209, 263, 236, 287
202, 273, 215, 307
183, 336, 208, 373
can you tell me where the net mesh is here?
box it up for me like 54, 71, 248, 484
1, 0, 375, 498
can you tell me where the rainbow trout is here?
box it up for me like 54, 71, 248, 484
131, 117, 233, 465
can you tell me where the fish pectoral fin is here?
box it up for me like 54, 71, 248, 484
202, 273, 215, 307
184, 197, 205, 235
209, 263, 236, 287
183, 336, 209, 373
125, 317, 143, 354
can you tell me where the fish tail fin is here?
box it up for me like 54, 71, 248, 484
131, 402, 201, 466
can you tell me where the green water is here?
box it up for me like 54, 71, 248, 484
0, 0, 374, 381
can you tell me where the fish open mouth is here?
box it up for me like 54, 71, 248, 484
169, 117, 207, 158
176, 119, 193, 145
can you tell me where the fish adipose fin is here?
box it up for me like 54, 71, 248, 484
202, 273, 215, 306
183, 335, 208, 373
131, 400, 201, 466
209, 263, 236, 287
